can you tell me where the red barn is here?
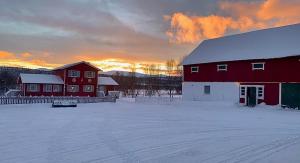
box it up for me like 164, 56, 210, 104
19, 61, 101, 97
182, 23, 300, 108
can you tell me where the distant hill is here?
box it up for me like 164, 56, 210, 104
100, 70, 146, 77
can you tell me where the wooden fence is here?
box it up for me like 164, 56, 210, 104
0, 96, 116, 105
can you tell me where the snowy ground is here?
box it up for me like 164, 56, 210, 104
1, 100, 300, 163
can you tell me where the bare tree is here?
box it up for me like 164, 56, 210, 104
165, 59, 176, 98
129, 63, 137, 97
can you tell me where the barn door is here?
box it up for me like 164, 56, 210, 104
282, 83, 300, 108
247, 87, 257, 107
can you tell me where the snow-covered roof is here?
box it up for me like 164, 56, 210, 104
98, 77, 119, 86
183, 23, 300, 65
20, 73, 64, 84
53, 61, 101, 71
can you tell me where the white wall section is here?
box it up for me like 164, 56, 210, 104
183, 82, 240, 102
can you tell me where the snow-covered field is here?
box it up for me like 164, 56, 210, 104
1, 100, 300, 163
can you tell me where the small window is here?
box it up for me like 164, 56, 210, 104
27, 84, 40, 92
217, 64, 228, 71
83, 85, 94, 92
257, 87, 264, 99
43, 84, 52, 92
68, 70, 80, 77
252, 63, 265, 70
67, 85, 79, 92
204, 85, 211, 95
240, 86, 246, 97
191, 66, 199, 73
84, 71, 95, 78
53, 85, 62, 92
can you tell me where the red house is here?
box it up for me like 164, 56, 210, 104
19, 61, 101, 97
182, 23, 300, 108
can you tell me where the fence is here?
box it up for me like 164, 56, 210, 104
0, 96, 116, 105
135, 96, 182, 105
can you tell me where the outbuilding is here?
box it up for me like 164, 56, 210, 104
182, 23, 300, 108
97, 77, 119, 95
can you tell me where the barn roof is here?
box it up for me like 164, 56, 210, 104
20, 73, 64, 84
182, 23, 300, 65
98, 77, 119, 86
53, 61, 101, 71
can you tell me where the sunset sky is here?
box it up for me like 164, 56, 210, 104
0, 0, 300, 72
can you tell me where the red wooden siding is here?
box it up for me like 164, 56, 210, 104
23, 84, 64, 96
184, 56, 300, 83
54, 62, 98, 97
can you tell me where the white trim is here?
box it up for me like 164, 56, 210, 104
279, 83, 282, 105
217, 64, 228, 71
83, 85, 94, 93
239, 85, 264, 106
43, 84, 52, 93
67, 85, 79, 93
68, 70, 80, 78
252, 62, 265, 70
84, 71, 96, 78
191, 66, 199, 73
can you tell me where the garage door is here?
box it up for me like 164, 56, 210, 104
282, 83, 300, 108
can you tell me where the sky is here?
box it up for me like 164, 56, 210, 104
0, 0, 300, 72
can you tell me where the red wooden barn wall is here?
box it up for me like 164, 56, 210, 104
184, 56, 300, 83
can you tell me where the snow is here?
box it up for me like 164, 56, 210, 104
98, 77, 119, 86
183, 23, 300, 65
1, 101, 300, 163
20, 73, 64, 84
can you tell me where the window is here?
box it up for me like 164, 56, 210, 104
240, 86, 246, 97
53, 85, 62, 92
43, 84, 52, 92
68, 70, 80, 77
204, 85, 211, 95
217, 64, 228, 71
83, 85, 94, 92
67, 85, 79, 92
84, 71, 95, 78
252, 63, 265, 70
191, 66, 199, 73
257, 87, 264, 99
27, 84, 39, 92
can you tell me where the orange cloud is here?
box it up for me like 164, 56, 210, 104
167, 0, 300, 44
0, 51, 15, 59
0, 50, 58, 69
21, 52, 32, 58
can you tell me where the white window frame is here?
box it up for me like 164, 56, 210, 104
53, 85, 62, 92
240, 86, 246, 98
84, 71, 95, 78
252, 62, 265, 70
67, 85, 79, 92
204, 85, 211, 95
191, 66, 199, 73
257, 86, 264, 100
27, 84, 40, 92
43, 84, 52, 92
240, 85, 264, 105
68, 70, 80, 78
83, 85, 94, 92
217, 64, 228, 71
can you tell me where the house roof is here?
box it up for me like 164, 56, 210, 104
98, 77, 119, 86
20, 73, 64, 84
183, 23, 300, 65
52, 61, 101, 71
